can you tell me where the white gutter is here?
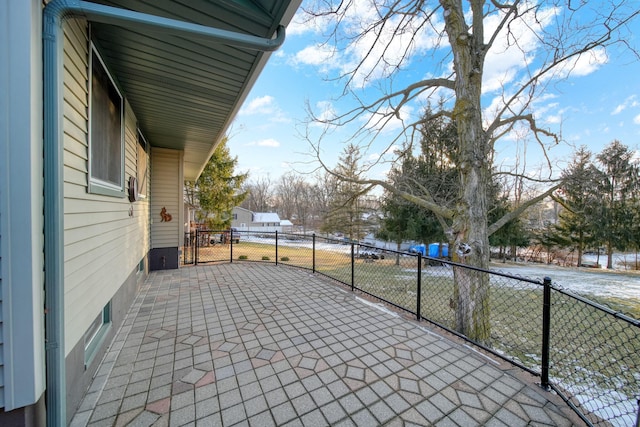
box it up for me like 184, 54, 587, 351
42, 1, 286, 424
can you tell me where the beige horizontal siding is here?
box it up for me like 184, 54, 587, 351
62, 19, 150, 355
151, 148, 182, 249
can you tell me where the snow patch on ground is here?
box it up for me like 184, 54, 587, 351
490, 263, 640, 300
246, 235, 640, 301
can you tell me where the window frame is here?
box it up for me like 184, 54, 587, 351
88, 42, 125, 197
83, 301, 112, 367
136, 129, 149, 199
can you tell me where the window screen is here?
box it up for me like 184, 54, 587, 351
90, 46, 123, 190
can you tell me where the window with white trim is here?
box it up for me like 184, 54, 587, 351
89, 43, 124, 196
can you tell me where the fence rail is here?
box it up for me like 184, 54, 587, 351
183, 229, 640, 427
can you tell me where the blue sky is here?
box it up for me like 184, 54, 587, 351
228, 2, 640, 186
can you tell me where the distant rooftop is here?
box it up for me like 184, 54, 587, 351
253, 212, 281, 223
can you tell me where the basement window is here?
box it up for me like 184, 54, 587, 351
84, 301, 112, 367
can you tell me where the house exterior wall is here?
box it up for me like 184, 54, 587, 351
62, 18, 150, 358
0, 0, 46, 420
247, 226, 285, 232
59, 17, 151, 419
232, 207, 253, 228
150, 147, 184, 270
231, 207, 287, 232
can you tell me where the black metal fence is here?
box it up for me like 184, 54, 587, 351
183, 230, 640, 427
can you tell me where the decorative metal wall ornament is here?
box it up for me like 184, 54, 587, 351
160, 207, 172, 222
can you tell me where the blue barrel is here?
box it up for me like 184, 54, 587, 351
428, 243, 448, 258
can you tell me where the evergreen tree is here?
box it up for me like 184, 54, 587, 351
552, 147, 601, 267
378, 108, 457, 250
380, 109, 524, 260
321, 144, 372, 241
595, 141, 639, 268
629, 197, 640, 270
192, 138, 248, 229
488, 194, 530, 261
531, 222, 564, 264
378, 147, 446, 262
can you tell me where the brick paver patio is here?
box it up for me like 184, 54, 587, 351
70, 263, 583, 426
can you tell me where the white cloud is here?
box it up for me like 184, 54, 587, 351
482, 5, 559, 94
612, 95, 638, 115
314, 101, 338, 123
534, 47, 608, 86
297, 0, 443, 89
286, 7, 334, 37
239, 95, 290, 124
293, 44, 336, 69
240, 96, 275, 115
286, 18, 313, 37
247, 138, 281, 148
633, 113, 640, 125
387, 144, 402, 155
533, 99, 570, 126
612, 104, 625, 115
341, 14, 443, 88
566, 48, 608, 77
546, 115, 562, 124
361, 104, 414, 134
256, 138, 281, 147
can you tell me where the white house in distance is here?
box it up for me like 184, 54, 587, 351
0, 1, 300, 425
232, 206, 294, 232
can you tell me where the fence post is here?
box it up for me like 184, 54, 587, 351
312, 233, 316, 273
230, 229, 234, 263
351, 242, 355, 292
541, 276, 552, 390
275, 231, 279, 265
417, 253, 422, 321
195, 230, 199, 266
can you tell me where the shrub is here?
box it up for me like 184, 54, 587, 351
280, 256, 290, 262
261, 256, 270, 261
238, 255, 248, 260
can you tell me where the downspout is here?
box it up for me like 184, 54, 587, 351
42, 1, 286, 425
43, 3, 70, 426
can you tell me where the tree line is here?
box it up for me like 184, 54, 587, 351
542, 141, 639, 269
189, 134, 639, 272
237, 118, 639, 274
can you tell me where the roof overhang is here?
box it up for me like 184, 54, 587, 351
88, 0, 301, 181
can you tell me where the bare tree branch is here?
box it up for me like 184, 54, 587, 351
488, 183, 561, 236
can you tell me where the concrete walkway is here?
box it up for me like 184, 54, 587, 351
70, 263, 583, 426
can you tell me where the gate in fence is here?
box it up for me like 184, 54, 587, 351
182, 229, 235, 265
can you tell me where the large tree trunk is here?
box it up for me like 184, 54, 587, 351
442, 0, 491, 344
451, 164, 491, 343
